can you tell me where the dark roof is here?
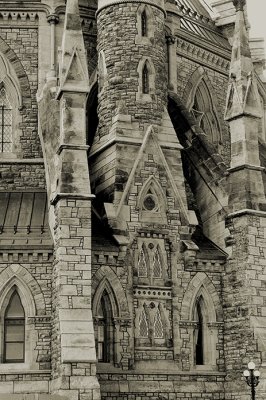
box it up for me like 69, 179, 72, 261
176, 0, 231, 50
0, 191, 52, 248
192, 227, 227, 261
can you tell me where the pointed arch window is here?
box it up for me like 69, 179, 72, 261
0, 85, 12, 153
97, 290, 113, 363
141, 10, 148, 36
195, 296, 204, 365
154, 307, 164, 339
142, 63, 149, 94
4, 290, 25, 363
139, 307, 149, 338
192, 79, 220, 145
153, 246, 162, 278
138, 246, 148, 277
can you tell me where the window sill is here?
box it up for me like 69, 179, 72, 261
0, 366, 51, 374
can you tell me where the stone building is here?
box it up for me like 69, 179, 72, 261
0, 0, 266, 399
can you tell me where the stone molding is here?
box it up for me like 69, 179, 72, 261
133, 287, 172, 299
97, 0, 166, 16
50, 192, 95, 205
0, 251, 53, 262
0, 11, 38, 22
176, 35, 230, 75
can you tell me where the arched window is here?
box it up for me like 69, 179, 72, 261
195, 296, 204, 365
97, 290, 113, 363
0, 85, 12, 153
142, 63, 149, 94
141, 10, 148, 36
138, 245, 148, 277
192, 79, 220, 145
4, 289, 25, 363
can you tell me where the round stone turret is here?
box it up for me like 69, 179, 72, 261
96, 0, 167, 138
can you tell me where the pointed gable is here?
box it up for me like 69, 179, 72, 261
57, 0, 89, 98
225, 0, 261, 120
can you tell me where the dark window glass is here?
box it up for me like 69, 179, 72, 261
97, 291, 113, 363
0, 87, 12, 153
4, 291, 25, 363
142, 63, 149, 94
141, 10, 148, 36
195, 299, 204, 365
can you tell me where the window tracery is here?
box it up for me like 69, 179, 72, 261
138, 245, 148, 277
154, 307, 164, 339
139, 306, 149, 338
153, 246, 162, 278
191, 79, 221, 145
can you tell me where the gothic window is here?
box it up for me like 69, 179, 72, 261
141, 10, 147, 36
142, 63, 149, 94
139, 307, 149, 338
192, 79, 220, 145
0, 85, 12, 153
153, 246, 162, 278
97, 291, 113, 363
154, 307, 164, 339
259, 94, 266, 141
4, 290, 25, 363
195, 297, 204, 365
138, 245, 148, 277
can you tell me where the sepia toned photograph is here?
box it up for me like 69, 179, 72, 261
0, 0, 265, 399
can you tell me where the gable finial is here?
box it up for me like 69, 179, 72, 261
233, 0, 246, 12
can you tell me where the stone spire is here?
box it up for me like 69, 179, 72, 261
225, 0, 261, 120
57, 0, 89, 97
225, 0, 265, 212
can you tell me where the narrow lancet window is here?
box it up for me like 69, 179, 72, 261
4, 290, 25, 363
97, 291, 113, 363
141, 10, 148, 36
195, 298, 204, 365
142, 63, 149, 94
0, 86, 12, 153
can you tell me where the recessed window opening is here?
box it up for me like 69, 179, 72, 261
4, 289, 25, 363
142, 63, 149, 94
97, 291, 113, 363
195, 297, 204, 365
141, 10, 148, 36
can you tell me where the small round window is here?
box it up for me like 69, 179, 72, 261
143, 194, 158, 212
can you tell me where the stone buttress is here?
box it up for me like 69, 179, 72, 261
224, 0, 266, 398
38, 0, 100, 399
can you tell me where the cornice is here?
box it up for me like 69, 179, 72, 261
176, 31, 230, 76
0, 4, 51, 16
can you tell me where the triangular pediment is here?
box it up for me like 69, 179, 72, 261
115, 125, 192, 225
58, 47, 89, 94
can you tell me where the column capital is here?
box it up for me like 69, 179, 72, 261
47, 13, 59, 24
166, 34, 176, 45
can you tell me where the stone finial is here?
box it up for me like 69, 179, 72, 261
224, 0, 261, 120
233, 0, 246, 12
57, 0, 89, 97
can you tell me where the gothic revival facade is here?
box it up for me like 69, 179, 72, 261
0, 0, 266, 399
